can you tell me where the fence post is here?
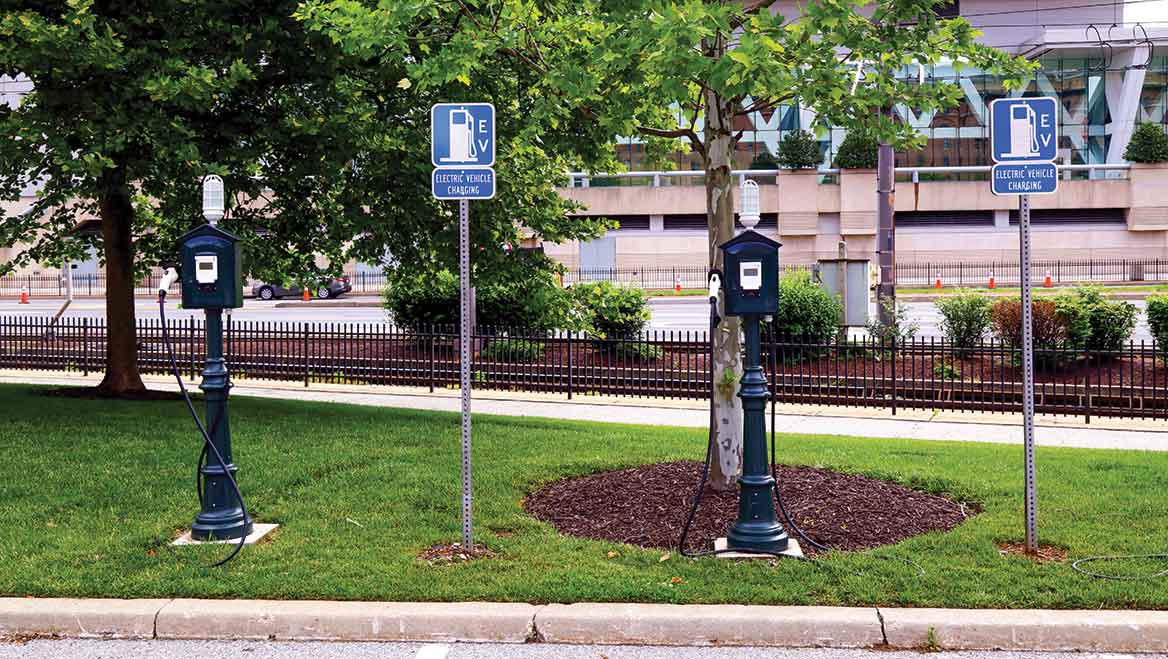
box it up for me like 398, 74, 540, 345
303, 324, 310, 387
890, 334, 897, 416
82, 318, 89, 376
567, 331, 574, 400
188, 316, 196, 381
429, 327, 435, 393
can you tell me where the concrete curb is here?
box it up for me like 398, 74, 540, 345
0, 598, 169, 639
154, 599, 538, 643
879, 607, 1168, 653
535, 603, 883, 647
5, 598, 1168, 651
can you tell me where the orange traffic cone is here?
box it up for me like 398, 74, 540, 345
988, 271, 995, 290
674, 275, 682, 293
19, 286, 29, 304
1043, 270, 1052, 288
303, 286, 311, 301
934, 272, 942, 289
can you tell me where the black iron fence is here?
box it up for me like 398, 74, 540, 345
3, 315, 1164, 421
6, 257, 1167, 298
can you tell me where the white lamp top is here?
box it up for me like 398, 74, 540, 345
739, 179, 760, 230
202, 174, 225, 225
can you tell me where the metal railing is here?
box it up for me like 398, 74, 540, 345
567, 163, 1131, 187
3, 316, 1164, 422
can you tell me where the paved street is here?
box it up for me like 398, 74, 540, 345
0, 640, 1156, 659
0, 295, 1157, 341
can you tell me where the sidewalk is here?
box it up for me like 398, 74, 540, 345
2, 597, 1167, 652
3, 371, 1166, 451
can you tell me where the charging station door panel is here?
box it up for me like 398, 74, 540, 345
720, 229, 780, 317
179, 224, 243, 309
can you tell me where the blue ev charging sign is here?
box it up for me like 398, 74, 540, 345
432, 103, 496, 200
431, 103, 495, 167
990, 97, 1059, 195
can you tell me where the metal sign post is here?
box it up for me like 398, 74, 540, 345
432, 102, 496, 550
990, 97, 1057, 555
458, 198, 473, 549
1018, 193, 1038, 553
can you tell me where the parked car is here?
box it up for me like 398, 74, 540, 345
252, 277, 352, 301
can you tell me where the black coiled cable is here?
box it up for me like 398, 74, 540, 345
158, 293, 250, 567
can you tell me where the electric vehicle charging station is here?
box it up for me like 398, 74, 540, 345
706, 181, 801, 558
163, 175, 275, 561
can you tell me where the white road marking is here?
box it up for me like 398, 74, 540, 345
415, 644, 452, 659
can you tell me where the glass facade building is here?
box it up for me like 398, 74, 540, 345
611, 55, 1168, 172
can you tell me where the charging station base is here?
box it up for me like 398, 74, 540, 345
714, 537, 803, 560
173, 523, 279, 547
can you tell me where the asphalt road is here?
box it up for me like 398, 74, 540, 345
0, 640, 1154, 659
0, 295, 1155, 341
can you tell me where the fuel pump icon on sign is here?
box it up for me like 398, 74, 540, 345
440, 107, 478, 163
1004, 104, 1040, 159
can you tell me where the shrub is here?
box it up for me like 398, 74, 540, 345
1147, 295, 1168, 361
935, 290, 991, 353
777, 130, 821, 169
1123, 122, 1168, 163
570, 281, 651, 339
614, 341, 664, 362
1053, 286, 1137, 352
866, 299, 919, 343
989, 298, 1068, 349
381, 269, 459, 329
382, 266, 575, 332
749, 149, 779, 170
478, 339, 544, 362
772, 270, 841, 342
833, 130, 879, 169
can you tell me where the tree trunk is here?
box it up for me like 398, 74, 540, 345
96, 170, 146, 396
704, 81, 744, 491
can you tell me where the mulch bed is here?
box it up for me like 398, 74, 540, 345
524, 461, 976, 555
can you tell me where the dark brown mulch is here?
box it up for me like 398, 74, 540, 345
36, 387, 188, 401
417, 542, 496, 566
996, 541, 1068, 563
524, 461, 976, 555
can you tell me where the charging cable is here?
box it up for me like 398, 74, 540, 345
157, 268, 250, 567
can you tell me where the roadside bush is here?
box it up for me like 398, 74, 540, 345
866, 299, 919, 344
479, 339, 544, 362
381, 269, 459, 329
382, 266, 575, 332
777, 130, 821, 169
1147, 295, 1168, 361
989, 298, 1067, 349
1053, 286, 1137, 352
571, 281, 651, 339
1123, 122, 1168, 163
833, 130, 879, 169
771, 270, 841, 342
614, 341, 664, 362
935, 290, 991, 354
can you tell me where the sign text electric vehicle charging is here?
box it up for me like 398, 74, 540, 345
432, 103, 496, 200
990, 96, 1059, 555
431, 102, 498, 551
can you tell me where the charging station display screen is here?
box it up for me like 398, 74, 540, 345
199, 262, 212, 270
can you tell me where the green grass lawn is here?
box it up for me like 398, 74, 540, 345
1, 383, 1166, 609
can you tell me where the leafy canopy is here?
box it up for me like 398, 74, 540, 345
0, 0, 611, 282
